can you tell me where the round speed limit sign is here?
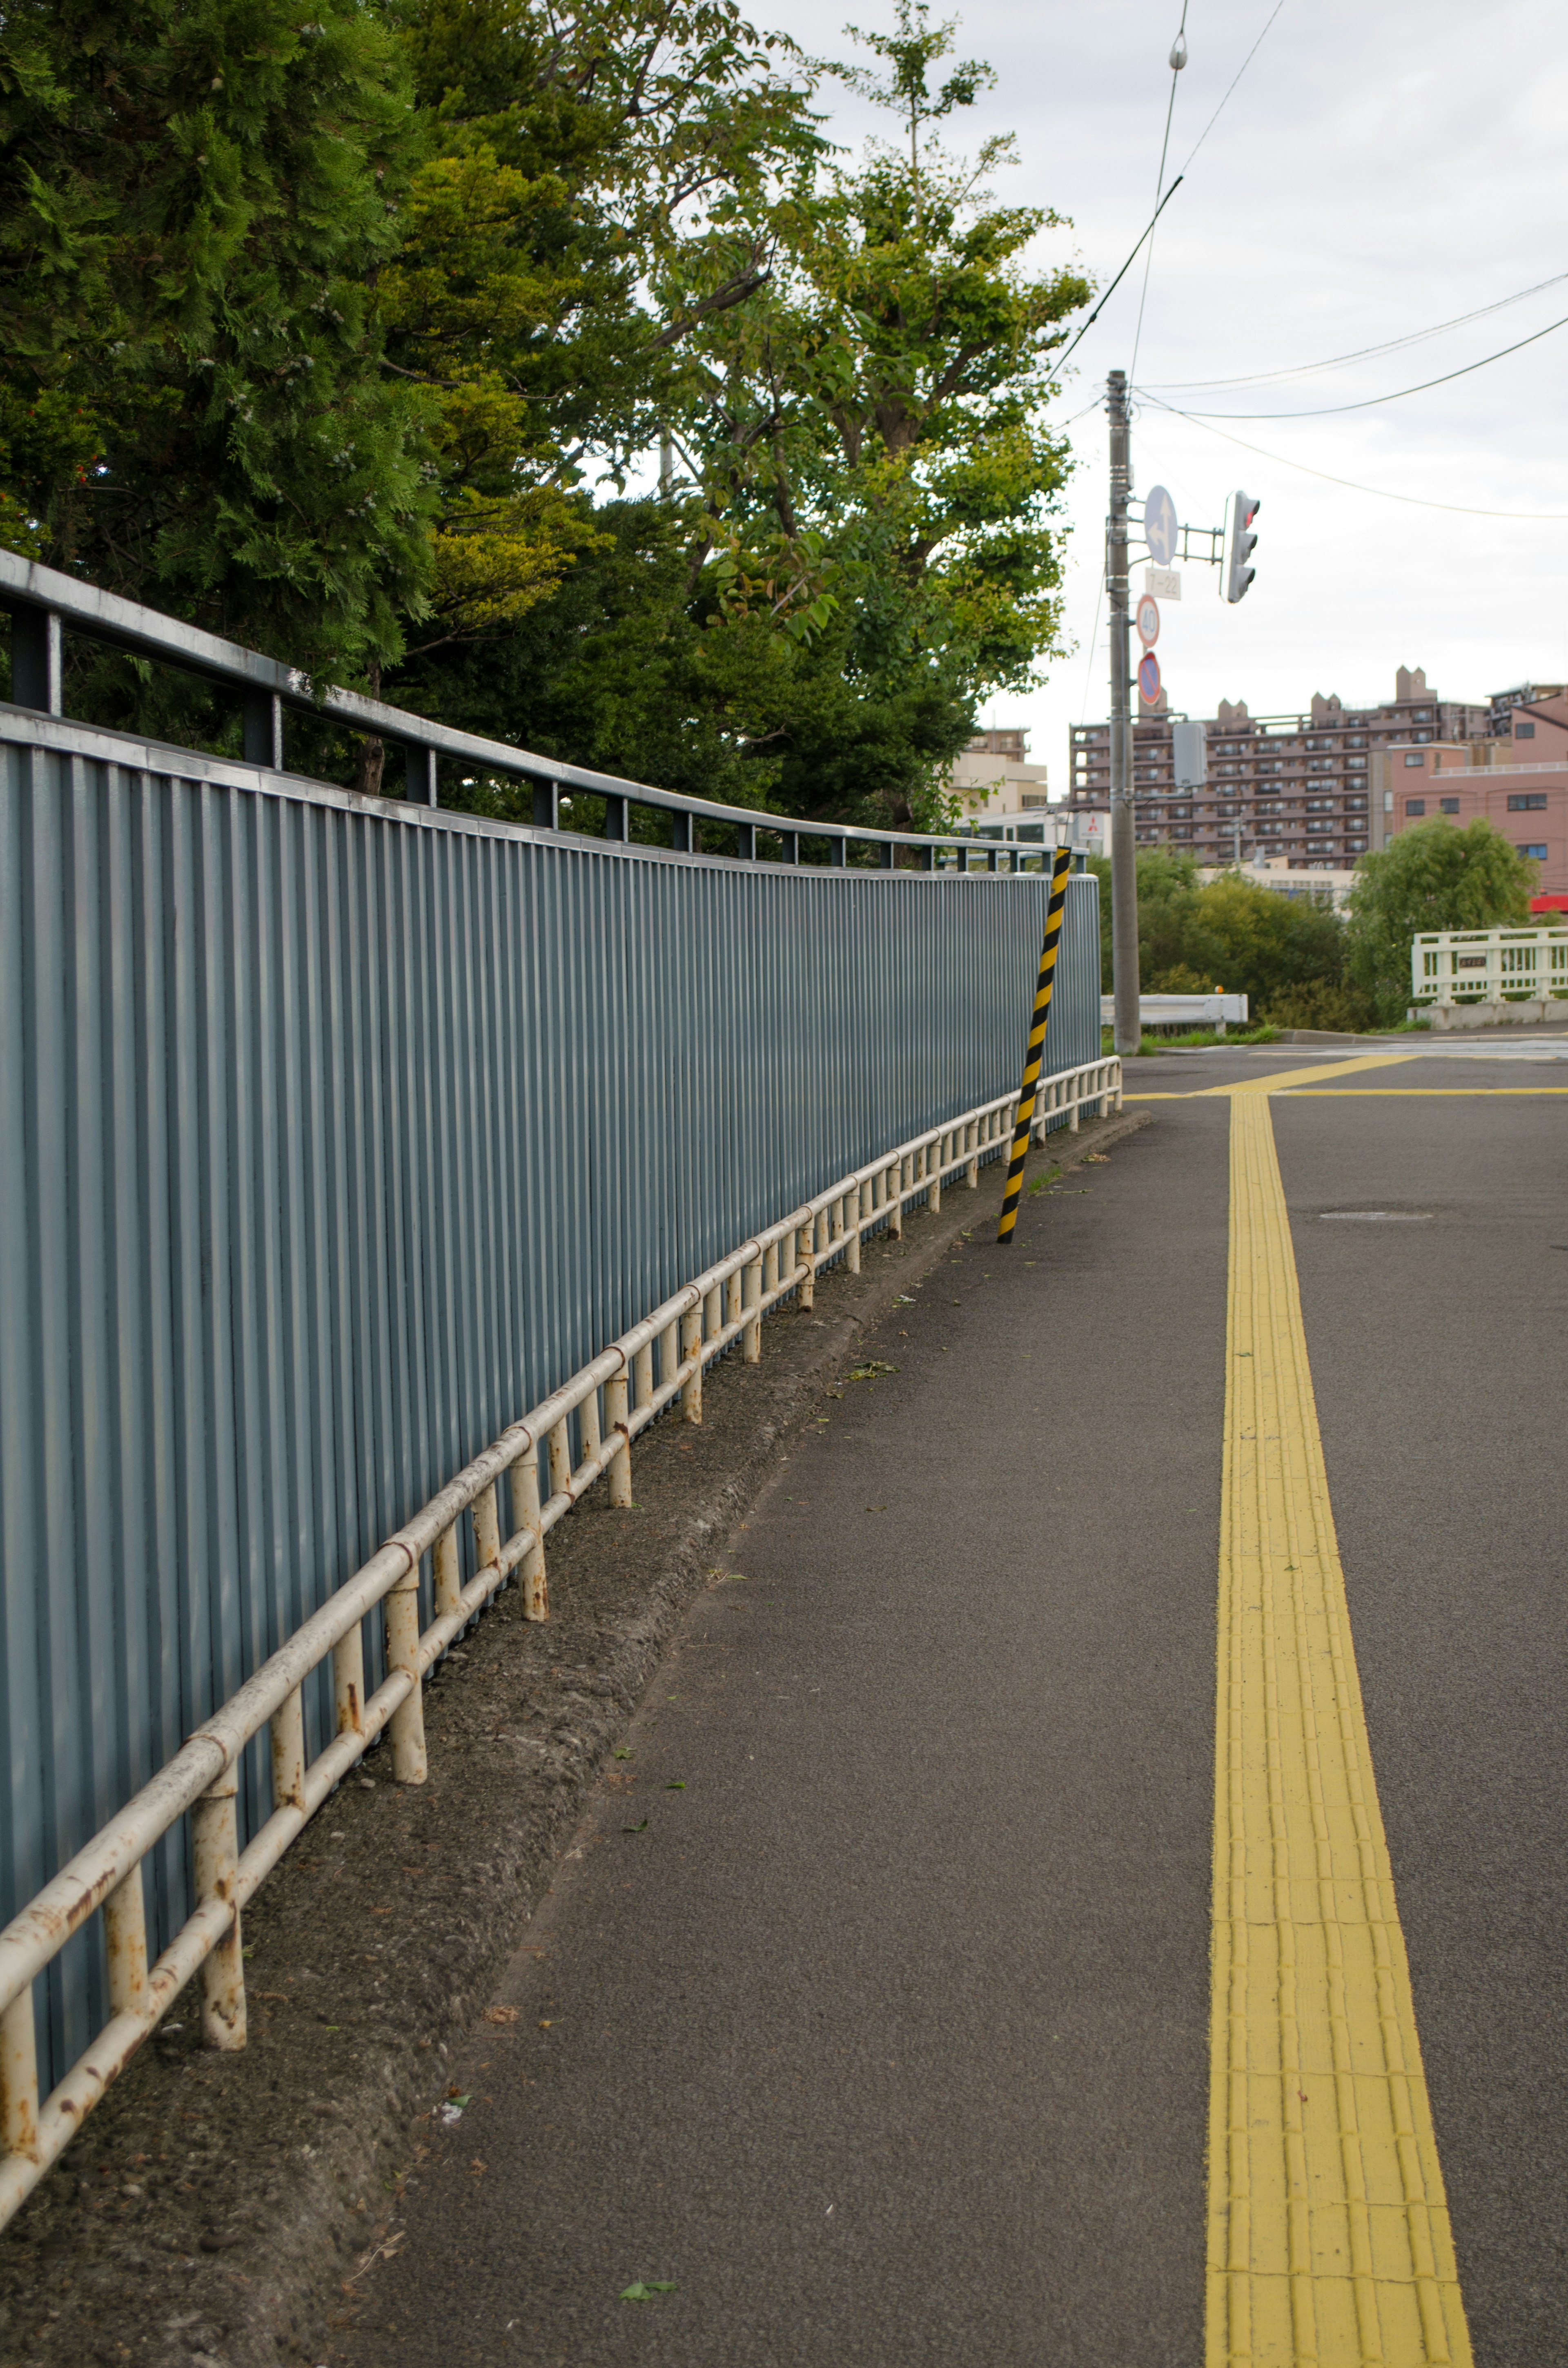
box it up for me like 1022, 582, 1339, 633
1136, 593, 1160, 647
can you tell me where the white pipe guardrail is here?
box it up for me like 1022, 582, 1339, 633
1411, 926, 1568, 1005
1100, 992, 1250, 1034
0, 1055, 1120, 2228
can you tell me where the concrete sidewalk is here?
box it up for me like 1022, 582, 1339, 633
332, 1049, 1568, 2367
337, 1108, 1228, 2368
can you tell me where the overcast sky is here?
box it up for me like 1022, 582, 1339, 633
754, 0, 1568, 787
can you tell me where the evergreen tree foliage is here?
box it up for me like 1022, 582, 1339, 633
0, 0, 433, 682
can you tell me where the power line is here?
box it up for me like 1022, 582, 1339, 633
1132, 387, 1568, 518
1128, 2, 1189, 387
1154, 308, 1568, 418
1175, 0, 1287, 177
1040, 178, 1185, 395
1143, 268, 1568, 391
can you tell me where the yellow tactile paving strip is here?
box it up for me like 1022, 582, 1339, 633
1207, 1091, 1472, 2367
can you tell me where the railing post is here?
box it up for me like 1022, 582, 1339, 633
888, 1162, 904, 1240
579, 1387, 601, 1468
513, 1449, 548, 1621
434, 1523, 462, 1622
847, 1186, 862, 1273
403, 744, 438, 806
474, 1481, 501, 1574
0, 1985, 39, 2167
531, 778, 559, 831
242, 687, 283, 769
549, 1417, 572, 1500
603, 793, 628, 841
270, 1685, 306, 1814
743, 1256, 762, 1361
606, 1370, 632, 1507
334, 1618, 366, 1739
192, 1769, 247, 2050
967, 1119, 979, 1187
9, 607, 62, 716
633, 1340, 653, 1413
930, 1136, 943, 1213
680, 1304, 703, 1424
725, 1268, 742, 1334
102, 1864, 149, 2021
797, 1220, 815, 1310
735, 820, 755, 860
385, 1567, 428, 1784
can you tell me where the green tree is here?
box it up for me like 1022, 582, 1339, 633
1087, 850, 1346, 1015
1345, 818, 1537, 1023
0, 0, 434, 689
660, 0, 1089, 826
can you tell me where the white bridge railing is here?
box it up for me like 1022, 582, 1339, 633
1411, 926, 1568, 1005
0, 1055, 1120, 2228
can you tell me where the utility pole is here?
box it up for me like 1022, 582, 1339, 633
1107, 370, 1140, 1056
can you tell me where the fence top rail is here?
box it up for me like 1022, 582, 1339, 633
0, 548, 1071, 865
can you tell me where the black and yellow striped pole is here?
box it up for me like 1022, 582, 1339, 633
997, 845, 1074, 1245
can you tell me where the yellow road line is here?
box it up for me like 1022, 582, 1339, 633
1205, 1054, 1417, 1096
1207, 1093, 1471, 2367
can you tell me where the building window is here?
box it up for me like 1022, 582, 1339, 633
1405, 799, 1426, 815
1520, 843, 1548, 859
1516, 721, 1536, 739
1508, 793, 1548, 810
1439, 798, 1459, 814
1403, 753, 1424, 768
1345, 796, 1367, 809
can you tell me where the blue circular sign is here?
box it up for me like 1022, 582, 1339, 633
1138, 651, 1162, 703
1145, 484, 1177, 567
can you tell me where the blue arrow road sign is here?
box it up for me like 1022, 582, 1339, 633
1145, 485, 1177, 567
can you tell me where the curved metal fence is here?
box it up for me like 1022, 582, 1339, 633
0, 573, 1102, 2198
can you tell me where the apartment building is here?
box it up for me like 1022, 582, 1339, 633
1067, 666, 1488, 870
1375, 689, 1568, 896
949, 727, 1050, 820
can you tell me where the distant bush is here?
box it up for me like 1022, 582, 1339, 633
1087, 851, 1346, 1011
1259, 980, 1377, 1033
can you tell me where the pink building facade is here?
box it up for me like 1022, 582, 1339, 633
1372, 691, 1568, 898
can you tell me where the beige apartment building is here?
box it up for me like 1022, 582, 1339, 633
949, 728, 1050, 820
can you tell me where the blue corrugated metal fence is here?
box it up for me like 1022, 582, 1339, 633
0, 717, 1098, 2081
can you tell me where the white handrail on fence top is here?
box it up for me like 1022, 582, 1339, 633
1410, 925, 1568, 1005
0, 1054, 1121, 2228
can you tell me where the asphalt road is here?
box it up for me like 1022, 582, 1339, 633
334, 1045, 1568, 2367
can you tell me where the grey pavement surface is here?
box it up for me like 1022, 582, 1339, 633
333, 1050, 1567, 2367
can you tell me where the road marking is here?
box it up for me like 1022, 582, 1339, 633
1205, 1054, 1417, 1096
1207, 1092, 1472, 2368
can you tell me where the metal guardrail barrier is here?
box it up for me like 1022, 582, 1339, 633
0, 1055, 1120, 2227
0, 548, 1069, 873
1411, 926, 1568, 1005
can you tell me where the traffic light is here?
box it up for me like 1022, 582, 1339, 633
1223, 491, 1260, 603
